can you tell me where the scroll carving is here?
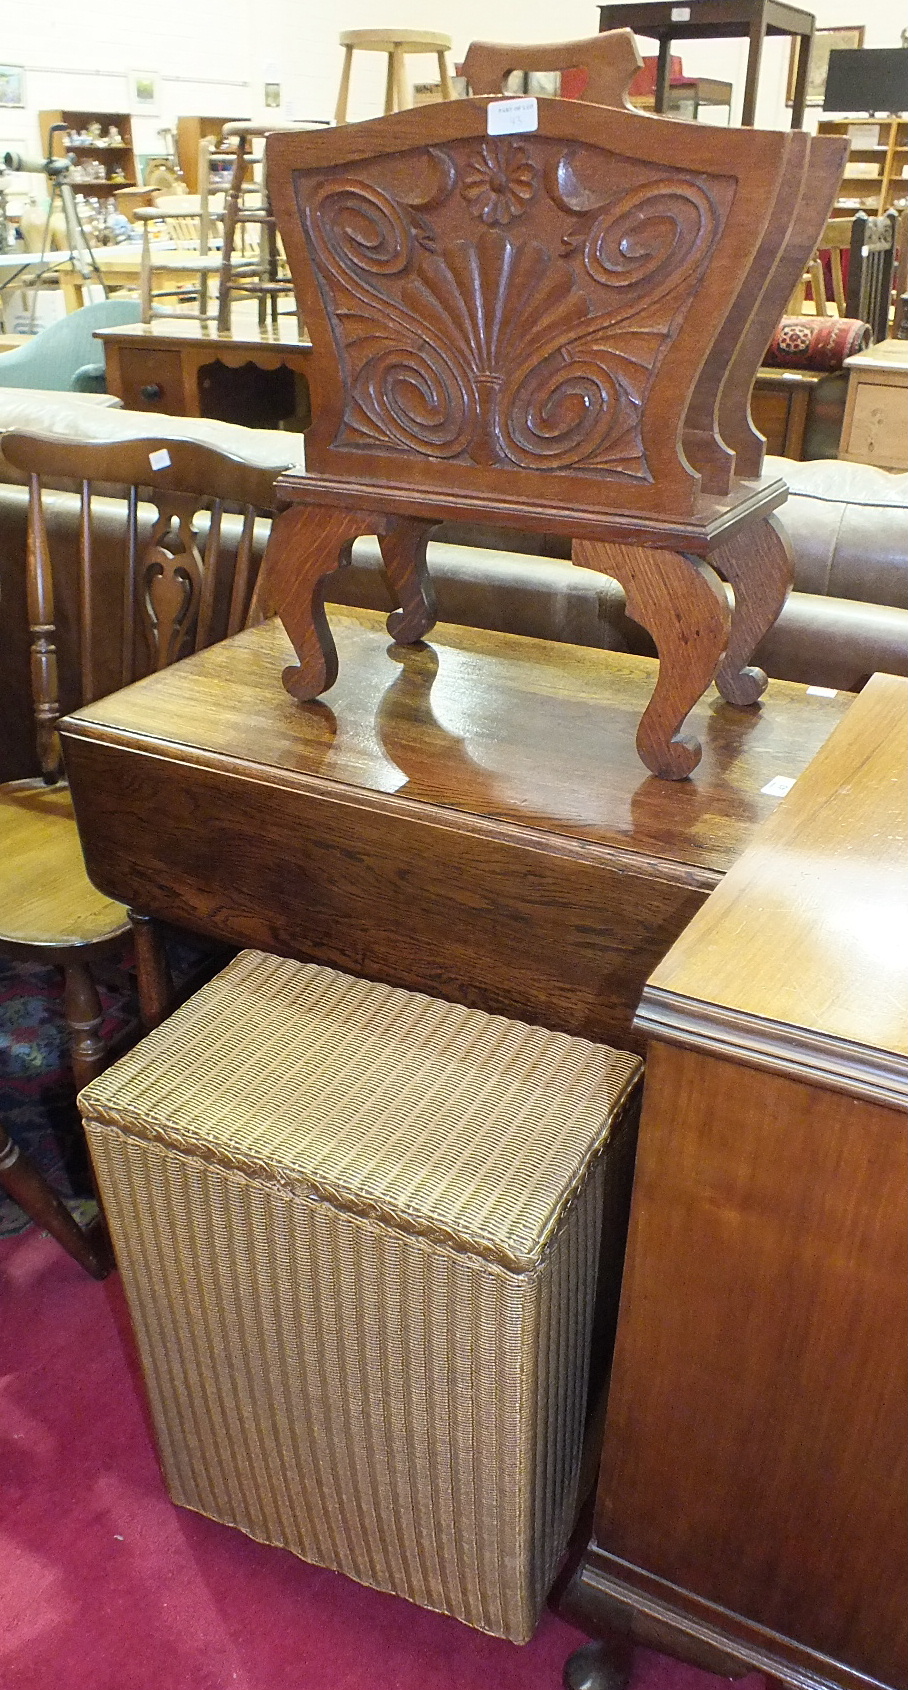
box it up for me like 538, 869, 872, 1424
301, 140, 723, 483
141, 498, 205, 670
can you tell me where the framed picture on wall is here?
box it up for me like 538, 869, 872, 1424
0, 65, 25, 107
128, 71, 160, 113
788, 26, 865, 106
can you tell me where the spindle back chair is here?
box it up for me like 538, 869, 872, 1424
0, 429, 285, 1273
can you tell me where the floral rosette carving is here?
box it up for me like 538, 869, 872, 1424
461, 140, 538, 226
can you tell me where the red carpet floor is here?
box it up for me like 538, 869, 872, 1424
1, 1226, 762, 1690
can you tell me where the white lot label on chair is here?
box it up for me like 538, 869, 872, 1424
148, 449, 172, 471
487, 97, 538, 136
761, 775, 797, 797
671, 6, 691, 19
806, 686, 838, 698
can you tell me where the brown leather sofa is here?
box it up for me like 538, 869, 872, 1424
2, 395, 906, 784
337, 454, 908, 694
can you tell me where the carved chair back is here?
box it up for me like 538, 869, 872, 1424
1, 431, 281, 784
268, 99, 794, 520
461, 30, 642, 108
459, 43, 848, 495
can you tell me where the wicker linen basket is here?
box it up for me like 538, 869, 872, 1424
79, 950, 642, 1642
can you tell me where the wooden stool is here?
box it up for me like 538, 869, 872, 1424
335, 29, 454, 124
80, 949, 642, 1643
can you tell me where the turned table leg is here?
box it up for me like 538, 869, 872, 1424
575, 540, 731, 780
130, 911, 175, 1032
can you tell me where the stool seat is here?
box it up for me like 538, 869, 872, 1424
335, 28, 455, 124
338, 28, 453, 49
81, 951, 641, 1641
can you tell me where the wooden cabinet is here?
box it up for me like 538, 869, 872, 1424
819, 116, 908, 218
839, 339, 908, 470
95, 319, 312, 425
39, 110, 136, 197
565, 673, 908, 1690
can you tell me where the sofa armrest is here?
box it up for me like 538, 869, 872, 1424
755, 593, 908, 691
331, 538, 908, 693
70, 362, 109, 394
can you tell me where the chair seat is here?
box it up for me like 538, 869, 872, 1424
147, 254, 237, 273
339, 28, 452, 50
0, 780, 129, 950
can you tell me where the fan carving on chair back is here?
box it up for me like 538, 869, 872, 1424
269, 100, 791, 520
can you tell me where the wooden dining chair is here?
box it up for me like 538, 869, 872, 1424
134, 194, 224, 323
0, 431, 286, 1273
817, 217, 852, 316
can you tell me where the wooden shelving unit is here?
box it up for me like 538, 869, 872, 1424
819, 116, 908, 218
39, 110, 137, 196
176, 117, 247, 192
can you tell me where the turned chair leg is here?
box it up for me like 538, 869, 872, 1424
0, 1122, 111, 1279
63, 960, 107, 1092
129, 911, 175, 1032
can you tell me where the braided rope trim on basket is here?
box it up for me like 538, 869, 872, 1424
83, 1070, 641, 1273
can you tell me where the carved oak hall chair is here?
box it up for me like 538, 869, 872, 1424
262, 53, 846, 778
0, 430, 285, 1274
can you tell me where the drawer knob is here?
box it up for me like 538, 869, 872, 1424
140, 383, 163, 402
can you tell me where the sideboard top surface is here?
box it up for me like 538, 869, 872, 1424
63, 607, 849, 883
643, 671, 908, 1089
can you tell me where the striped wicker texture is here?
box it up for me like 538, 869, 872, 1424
81, 951, 642, 1642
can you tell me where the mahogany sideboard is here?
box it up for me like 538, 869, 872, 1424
59, 609, 849, 1056
564, 672, 908, 1690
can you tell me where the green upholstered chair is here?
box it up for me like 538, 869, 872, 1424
0, 298, 140, 393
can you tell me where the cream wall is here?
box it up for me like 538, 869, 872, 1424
2, 0, 905, 171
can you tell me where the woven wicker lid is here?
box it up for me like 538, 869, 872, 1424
81, 952, 641, 1270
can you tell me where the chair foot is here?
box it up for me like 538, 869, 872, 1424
0, 1125, 112, 1279
563, 1640, 633, 1690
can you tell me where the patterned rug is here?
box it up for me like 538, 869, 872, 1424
0, 935, 220, 1237
0, 955, 137, 1236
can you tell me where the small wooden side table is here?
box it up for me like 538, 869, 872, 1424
598, 0, 815, 126
750, 366, 826, 458
838, 339, 908, 472
95, 318, 312, 428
